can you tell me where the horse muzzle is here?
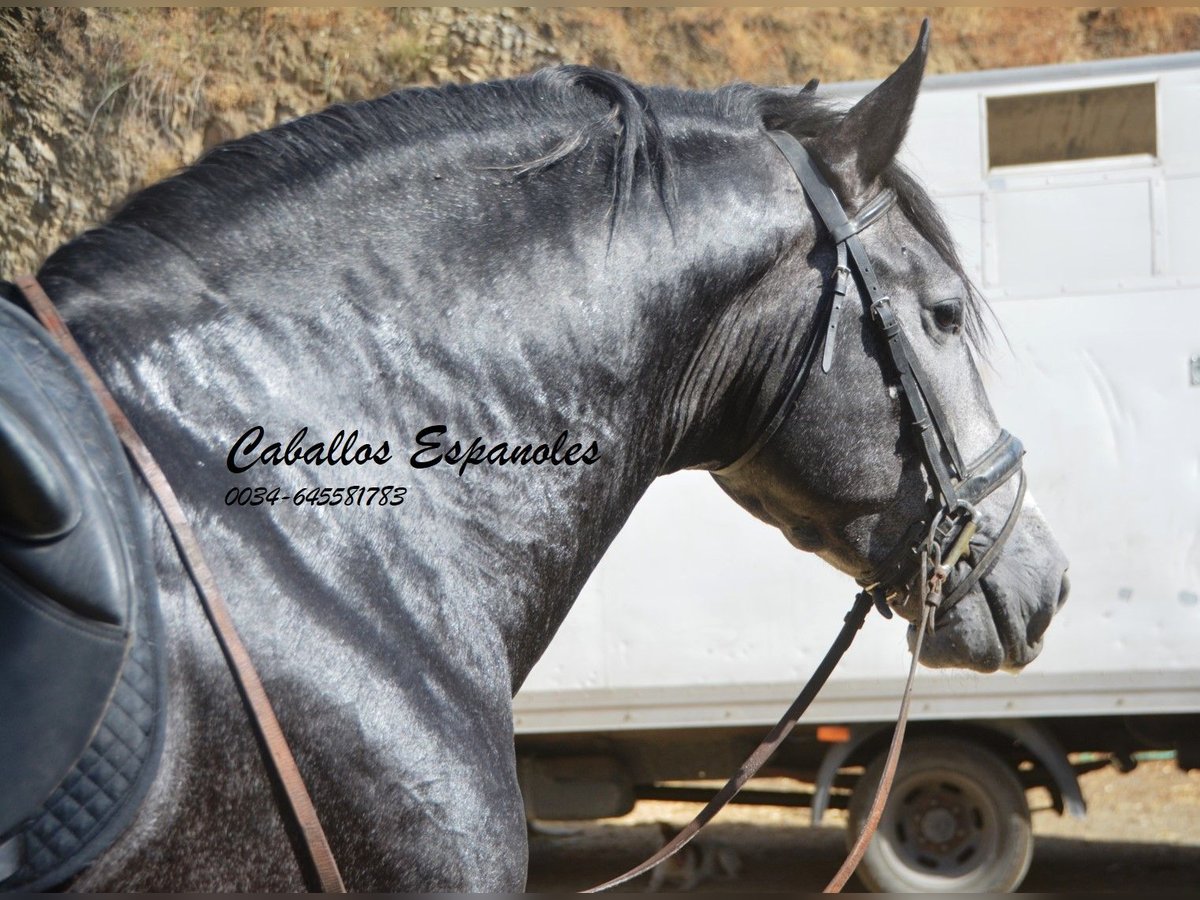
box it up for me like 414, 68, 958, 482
905, 497, 1069, 673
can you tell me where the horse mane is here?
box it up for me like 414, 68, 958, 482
41, 65, 988, 346
509, 66, 672, 223
79, 67, 676, 245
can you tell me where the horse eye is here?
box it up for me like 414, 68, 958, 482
932, 299, 964, 334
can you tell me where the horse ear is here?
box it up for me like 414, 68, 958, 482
810, 19, 930, 203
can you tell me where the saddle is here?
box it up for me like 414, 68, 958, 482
0, 288, 165, 890
5, 274, 344, 892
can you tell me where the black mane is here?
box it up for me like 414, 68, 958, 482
42, 65, 987, 344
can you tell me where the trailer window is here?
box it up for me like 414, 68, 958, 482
986, 82, 1156, 169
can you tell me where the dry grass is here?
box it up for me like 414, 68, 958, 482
44, 7, 1200, 155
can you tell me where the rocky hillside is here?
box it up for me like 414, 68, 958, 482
3, 7, 1198, 274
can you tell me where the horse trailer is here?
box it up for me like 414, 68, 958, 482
513, 51, 1200, 893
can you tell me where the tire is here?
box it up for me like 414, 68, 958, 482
846, 736, 1033, 893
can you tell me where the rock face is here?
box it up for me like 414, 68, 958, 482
3, 7, 1198, 275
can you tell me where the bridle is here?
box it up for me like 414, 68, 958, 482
715, 130, 1026, 629
586, 131, 1026, 892
12, 129, 1026, 894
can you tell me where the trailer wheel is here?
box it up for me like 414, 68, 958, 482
846, 736, 1033, 893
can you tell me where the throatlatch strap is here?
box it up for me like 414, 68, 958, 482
14, 275, 346, 894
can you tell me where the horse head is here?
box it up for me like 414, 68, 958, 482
711, 23, 1069, 673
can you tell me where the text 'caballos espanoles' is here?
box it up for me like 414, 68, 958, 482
226, 425, 600, 477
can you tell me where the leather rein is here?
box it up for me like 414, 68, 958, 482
13, 129, 1025, 894
12, 275, 346, 893
585, 132, 1026, 892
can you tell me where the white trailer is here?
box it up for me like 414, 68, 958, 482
513, 52, 1200, 892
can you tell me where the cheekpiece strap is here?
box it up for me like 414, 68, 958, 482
767, 132, 895, 375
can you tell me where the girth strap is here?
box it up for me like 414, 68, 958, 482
13, 276, 345, 894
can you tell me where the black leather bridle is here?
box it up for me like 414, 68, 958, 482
714, 130, 1026, 632
587, 131, 1031, 894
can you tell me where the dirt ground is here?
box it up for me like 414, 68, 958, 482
527, 761, 1200, 892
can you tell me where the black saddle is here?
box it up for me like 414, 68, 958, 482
0, 291, 165, 890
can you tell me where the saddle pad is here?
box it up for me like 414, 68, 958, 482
1, 587, 165, 891
0, 296, 166, 890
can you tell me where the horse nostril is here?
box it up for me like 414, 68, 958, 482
1058, 571, 1071, 610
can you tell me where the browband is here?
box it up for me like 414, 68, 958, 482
831, 187, 897, 244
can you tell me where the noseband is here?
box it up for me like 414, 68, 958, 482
715, 130, 1026, 631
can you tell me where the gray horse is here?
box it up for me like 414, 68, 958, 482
15, 26, 1066, 892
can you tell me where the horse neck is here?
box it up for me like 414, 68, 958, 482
41, 113, 802, 690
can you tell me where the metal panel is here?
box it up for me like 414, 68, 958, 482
993, 181, 1153, 288
1159, 80, 1200, 171
931, 193, 984, 283
982, 290, 1200, 674
1168, 175, 1200, 276
515, 672, 1200, 734
898, 91, 985, 190
516, 54, 1200, 735
822, 51, 1200, 100
527, 470, 857, 693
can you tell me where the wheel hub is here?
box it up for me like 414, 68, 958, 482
918, 807, 958, 845
853, 741, 1034, 892
899, 785, 979, 863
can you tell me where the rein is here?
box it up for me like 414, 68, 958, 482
586, 131, 1026, 892
584, 593, 934, 894
12, 275, 346, 894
